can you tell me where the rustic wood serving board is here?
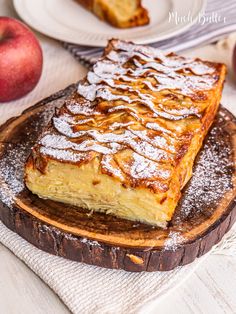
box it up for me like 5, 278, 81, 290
0, 84, 235, 272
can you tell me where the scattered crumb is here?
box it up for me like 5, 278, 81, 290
126, 254, 144, 265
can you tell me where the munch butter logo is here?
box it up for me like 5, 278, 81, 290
168, 11, 227, 25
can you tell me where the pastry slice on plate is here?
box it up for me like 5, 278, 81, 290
25, 39, 226, 227
74, 0, 150, 28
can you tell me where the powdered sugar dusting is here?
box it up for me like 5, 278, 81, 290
109, 121, 134, 130
185, 139, 231, 212
129, 153, 171, 180
101, 155, 125, 181
41, 126, 172, 163
0, 102, 57, 207
78, 39, 219, 109
66, 102, 99, 116
40, 133, 122, 155
164, 231, 185, 251
40, 147, 87, 163
36, 40, 224, 191
0, 144, 26, 207
172, 119, 234, 226
80, 237, 101, 247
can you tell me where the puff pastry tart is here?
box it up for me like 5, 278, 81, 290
74, 0, 149, 28
25, 39, 226, 227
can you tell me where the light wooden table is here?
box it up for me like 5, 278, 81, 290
0, 0, 236, 313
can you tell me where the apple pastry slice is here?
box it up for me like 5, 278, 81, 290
25, 39, 226, 227
74, 0, 149, 28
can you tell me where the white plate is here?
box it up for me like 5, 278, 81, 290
13, 0, 206, 47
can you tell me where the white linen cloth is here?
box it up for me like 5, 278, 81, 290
0, 1, 236, 313
63, 0, 236, 65
0, 221, 235, 314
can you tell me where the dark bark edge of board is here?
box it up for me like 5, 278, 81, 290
0, 197, 235, 272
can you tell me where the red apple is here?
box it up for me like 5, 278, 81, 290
0, 17, 43, 102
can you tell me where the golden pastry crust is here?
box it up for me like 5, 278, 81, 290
25, 39, 226, 227
74, 0, 150, 28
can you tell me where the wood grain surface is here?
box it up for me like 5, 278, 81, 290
0, 85, 235, 272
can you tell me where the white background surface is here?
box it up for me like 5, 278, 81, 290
0, 0, 236, 313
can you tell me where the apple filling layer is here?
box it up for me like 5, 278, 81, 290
25, 40, 226, 227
